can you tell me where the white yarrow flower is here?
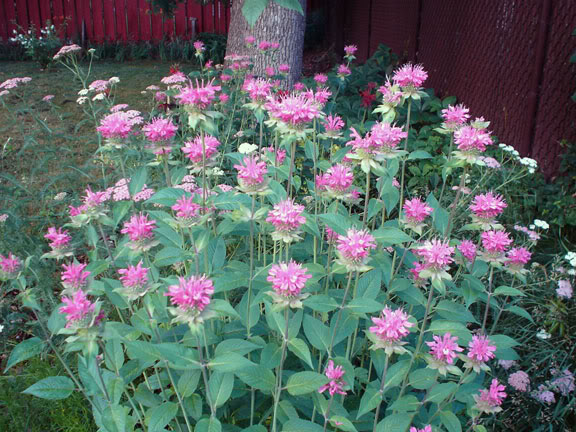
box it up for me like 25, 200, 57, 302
238, 142, 258, 154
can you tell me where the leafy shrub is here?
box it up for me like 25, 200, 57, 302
9, 21, 64, 69
1, 42, 574, 432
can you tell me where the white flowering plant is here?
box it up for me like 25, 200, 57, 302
10, 21, 64, 70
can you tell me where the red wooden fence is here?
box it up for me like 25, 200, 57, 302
0, 0, 230, 43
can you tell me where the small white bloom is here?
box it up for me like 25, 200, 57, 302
0, 324, 4, 333
211, 167, 224, 176
76, 96, 88, 105
108, 76, 120, 84
88, 48, 96, 54
238, 142, 258, 154
536, 329, 551, 340
529, 224, 536, 230
534, 219, 549, 230
78, 89, 89, 96
568, 269, 576, 276
54, 192, 68, 201
92, 93, 106, 101
0, 214, 8, 223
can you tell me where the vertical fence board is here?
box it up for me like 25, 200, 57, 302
101, 0, 116, 40
26, 0, 42, 31
114, 0, 127, 41
38, 0, 52, 26
164, 13, 174, 40
125, 0, 139, 40
0, 2, 8, 41
91, 0, 105, 42
174, 2, 186, 39
202, 3, 213, 33
61, 0, 76, 38
77, 0, 94, 42
186, 0, 201, 39
138, 0, 151, 41
150, 10, 162, 41
50, 0, 65, 34
3, 0, 18, 39
15, 0, 29, 30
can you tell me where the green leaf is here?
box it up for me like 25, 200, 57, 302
435, 300, 478, 323
408, 368, 437, 390
129, 166, 147, 195
318, 213, 352, 235
196, 417, 222, 432
147, 402, 178, 432
214, 339, 261, 357
283, 420, 324, 431
490, 334, 520, 349
242, 0, 269, 26
388, 395, 420, 412
357, 384, 380, 418
494, 286, 526, 296
440, 410, 462, 432
329, 416, 357, 432
382, 359, 411, 390
346, 298, 382, 314
208, 372, 234, 408
304, 295, 339, 312
286, 372, 328, 396
154, 246, 186, 267
178, 370, 201, 397
274, 0, 304, 13
5, 337, 45, 371
428, 320, 472, 343
102, 405, 130, 432
23, 376, 75, 400
426, 382, 457, 403
372, 227, 413, 245
376, 413, 412, 432
303, 315, 331, 352
236, 365, 275, 391
288, 338, 314, 368
507, 305, 534, 323
209, 352, 255, 372
146, 188, 186, 207
408, 150, 433, 160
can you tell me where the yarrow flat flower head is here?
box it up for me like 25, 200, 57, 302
266, 199, 306, 243
267, 261, 311, 308
533, 385, 555, 404
369, 306, 414, 354
556, 280, 573, 298
121, 213, 158, 252
165, 275, 215, 326
53, 44, 82, 60
550, 369, 575, 396
474, 379, 506, 413
318, 360, 347, 396
508, 370, 530, 392
336, 229, 377, 272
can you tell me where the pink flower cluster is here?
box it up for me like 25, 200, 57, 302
336, 229, 377, 269
266, 199, 306, 234
161, 71, 187, 86
414, 239, 454, 270
61, 262, 90, 290
118, 261, 149, 288
172, 195, 202, 220
243, 78, 273, 102
323, 115, 344, 133
506, 247, 532, 269
265, 93, 322, 126
0, 77, 32, 91
267, 261, 311, 298
403, 198, 433, 224
53, 44, 81, 60
458, 239, 477, 262
427, 333, 463, 364
410, 426, 432, 432
181, 135, 221, 164
97, 111, 143, 140
0, 253, 21, 276
59, 290, 100, 328
369, 306, 414, 343
475, 379, 507, 413
481, 230, 512, 254
556, 280, 573, 298
322, 164, 354, 194
508, 370, 530, 392
369, 122, 407, 152
392, 63, 428, 88
235, 156, 268, 187
318, 360, 347, 396
454, 125, 492, 153
165, 275, 214, 312
121, 213, 156, 242
469, 192, 507, 221
175, 79, 221, 110
142, 117, 178, 142
45, 227, 71, 251
441, 104, 470, 129
467, 334, 496, 363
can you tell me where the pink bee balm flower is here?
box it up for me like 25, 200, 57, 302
414, 239, 454, 270
481, 230, 512, 253
506, 247, 531, 273
314, 73, 328, 84
193, 40, 205, 52
454, 125, 492, 153
392, 63, 428, 88
118, 261, 149, 289
378, 80, 403, 106
325, 164, 354, 195
556, 280, 573, 298
265, 67, 275, 77
82, 187, 107, 209
410, 426, 432, 432
267, 261, 311, 298
262, 147, 286, 166
121, 213, 157, 251
60, 290, 101, 328
245, 35, 255, 45
369, 306, 414, 354
336, 229, 377, 271
319, 360, 347, 396
142, 117, 178, 142
508, 371, 530, 392
442, 104, 470, 129
469, 192, 507, 221
325, 226, 339, 243
234, 155, 268, 192
45, 227, 71, 250
61, 262, 90, 291
265, 92, 322, 127
278, 64, 290, 74
369, 122, 407, 153
324, 115, 345, 133
258, 41, 272, 50
427, 333, 464, 365
165, 275, 214, 312
337, 64, 351, 77
97, 111, 142, 140
410, 261, 429, 288
175, 79, 221, 111
0, 253, 21, 278
172, 195, 202, 220
219, 93, 229, 103
344, 44, 358, 56
467, 334, 496, 364
474, 379, 506, 413
458, 239, 477, 262
266, 199, 306, 243
403, 197, 433, 224
242, 78, 273, 102
181, 135, 221, 165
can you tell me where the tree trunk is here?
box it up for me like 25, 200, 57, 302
225, 0, 307, 86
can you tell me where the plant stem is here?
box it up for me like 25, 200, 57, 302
444, 165, 468, 238
398, 99, 412, 212
196, 332, 216, 417
163, 156, 172, 187
322, 394, 335, 432
271, 308, 290, 432
363, 170, 371, 226
372, 354, 391, 432
328, 271, 355, 357
246, 195, 256, 338
288, 140, 297, 198
482, 266, 495, 333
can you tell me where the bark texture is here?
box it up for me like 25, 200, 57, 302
225, 0, 307, 86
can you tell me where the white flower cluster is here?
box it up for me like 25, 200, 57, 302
564, 251, 576, 268
530, 219, 549, 230
498, 143, 538, 173
10, 24, 57, 48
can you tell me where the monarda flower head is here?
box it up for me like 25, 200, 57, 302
453, 125, 493, 162
413, 239, 454, 284
142, 117, 178, 145
474, 379, 507, 414
426, 332, 464, 375
181, 134, 221, 168
506, 247, 532, 275
234, 155, 269, 194
266, 199, 306, 243
369, 122, 407, 157
0, 253, 21, 280
368, 306, 414, 355
117, 261, 150, 301
441, 104, 470, 130
374, 80, 403, 115
480, 230, 512, 263
337, 64, 351, 79
165, 275, 215, 326
319, 360, 347, 396
323, 164, 354, 198
320, 114, 345, 138
61, 262, 91, 294
121, 213, 158, 252
462, 334, 497, 372
457, 239, 477, 263
410, 426, 432, 432
402, 197, 433, 234
392, 63, 428, 98
97, 111, 143, 147
242, 77, 273, 105
43, 227, 73, 259
336, 229, 377, 272
267, 261, 311, 309
175, 78, 221, 110
171, 195, 203, 228
59, 290, 103, 329
264, 92, 322, 137
469, 192, 507, 228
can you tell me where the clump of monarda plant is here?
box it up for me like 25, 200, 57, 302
3, 41, 543, 432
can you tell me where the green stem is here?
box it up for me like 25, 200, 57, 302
196, 333, 216, 417
363, 170, 371, 226
322, 394, 335, 432
246, 195, 256, 338
372, 354, 391, 431
481, 266, 495, 333
271, 308, 290, 432
398, 99, 412, 212
327, 272, 355, 357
